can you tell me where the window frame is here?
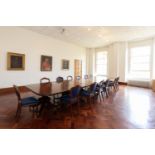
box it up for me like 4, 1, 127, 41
128, 40, 153, 81
95, 50, 108, 77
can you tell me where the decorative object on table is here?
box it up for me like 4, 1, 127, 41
62, 59, 69, 70
7, 52, 25, 70
41, 55, 52, 71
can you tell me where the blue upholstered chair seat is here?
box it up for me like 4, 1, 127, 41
81, 90, 90, 96
81, 83, 98, 99
21, 97, 39, 106
81, 90, 94, 97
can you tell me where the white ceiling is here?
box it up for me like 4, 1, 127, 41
23, 26, 155, 48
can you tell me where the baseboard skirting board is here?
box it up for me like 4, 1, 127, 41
119, 82, 128, 85
0, 86, 29, 96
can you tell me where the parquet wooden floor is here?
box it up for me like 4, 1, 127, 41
1, 85, 155, 129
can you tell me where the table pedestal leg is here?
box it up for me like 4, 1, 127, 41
38, 96, 51, 116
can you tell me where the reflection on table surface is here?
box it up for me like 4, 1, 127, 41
25, 76, 115, 97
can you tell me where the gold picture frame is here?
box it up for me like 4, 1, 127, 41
7, 52, 25, 70
40, 55, 52, 71
62, 59, 69, 70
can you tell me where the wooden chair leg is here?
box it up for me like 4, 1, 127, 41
33, 105, 39, 118
117, 84, 119, 90
69, 104, 75, 129
77, 100, 80, 114
29, 106, 32, 112
98, 93, 102, 103
69, 104, 73, 118
93, 96, 95, 104
101, 91, 104, 100
106, 90, 109, 97
16, 106, 21, 121
101, 93, 104, 101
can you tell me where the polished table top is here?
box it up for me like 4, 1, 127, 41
25, 79, 96, 97
25, 76, 114, 97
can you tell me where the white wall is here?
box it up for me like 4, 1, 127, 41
86, 48, 95, 76
0, 27, 86, 88
110, 42, 126, 82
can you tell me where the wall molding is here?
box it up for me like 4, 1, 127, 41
119, 82, 128, 85
0, 86, 29, 96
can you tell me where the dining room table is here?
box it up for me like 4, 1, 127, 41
25, 78, 98, 96
25, 76, 115, 115
25, 78, 97, 114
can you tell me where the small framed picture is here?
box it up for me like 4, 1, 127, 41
62, 59, 69, 70
41, 55, 52, 71
7, 52, 25, 70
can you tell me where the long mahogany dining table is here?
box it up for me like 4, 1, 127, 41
25, 79, 97, 97
25, 78, 101, 116
25, 77, 114, 115
25, 76, 114, 97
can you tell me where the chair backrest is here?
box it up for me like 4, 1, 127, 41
76, 76, 81, 80
56, 76, 64, 82
40, 77, 50, 83
84, 75, 89, 79
67, 75, 73, 81
116, 77, 120, 83
70, 85, 81, 98
97, 80, 104, 89
90, 82, 98, 93
105, 79, 110, 87
13, 85, 21, 102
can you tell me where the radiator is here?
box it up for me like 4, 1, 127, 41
127, 80, 151, 88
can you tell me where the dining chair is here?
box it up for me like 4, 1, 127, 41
81, 82, 98, 107
109, 77, 120, 91
95, 80, 104, 102
54, 76, 65, 104
114, 77, 120, 90
84, 75, 89, 79
100, 79, 110, 98
76, 76, 81, 80
13, 85, 40, 120
67, 75, 73, 81
40, 77, 50, 83
56, 76, 64, 82
60, 85, 81, 115
59, 85, 81, 128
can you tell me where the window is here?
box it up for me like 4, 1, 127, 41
128, 46, 151, 80
96, 51, 108, 76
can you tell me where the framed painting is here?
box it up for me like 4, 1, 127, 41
41, 55, 52, 71
62, 59, 69, 70
7, 52, 25, 70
